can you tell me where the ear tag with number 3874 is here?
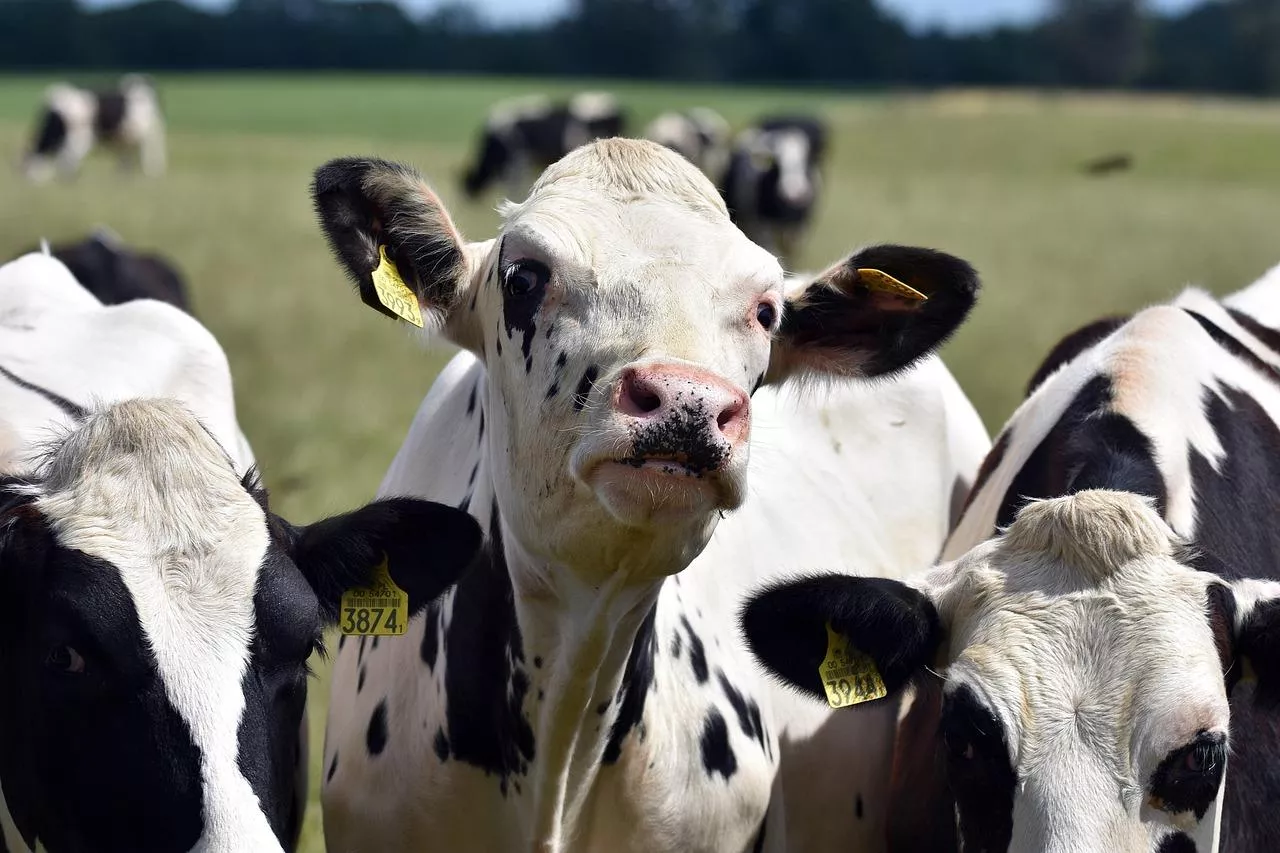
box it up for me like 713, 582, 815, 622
819, 623, 888, 709
340, 556, 409, 637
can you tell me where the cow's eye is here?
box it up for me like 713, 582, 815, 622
756, 301, 778, 330
1150, 731, 1227, 816
45, 645, 86, 675
503, 260, 550, 299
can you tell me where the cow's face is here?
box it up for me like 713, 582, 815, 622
743, 490, 1280, 853
0, 400, 480, 853
314, 139, 978, 575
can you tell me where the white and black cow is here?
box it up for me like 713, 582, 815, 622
743, 263, 1280, 852
22, 75, 166, 183
0, 252, 481, 852
312, 138, 990, 851
461, 92, 626, 200
20, 228, 191, 313
720, 115, 828, 266
643, 107, 731, 179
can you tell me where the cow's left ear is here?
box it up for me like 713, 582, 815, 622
1224, 578, 1280, 704
284, 497, 483, 623
765, 244, 979, 384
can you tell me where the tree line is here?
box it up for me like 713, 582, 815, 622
2, 0, 1279, 95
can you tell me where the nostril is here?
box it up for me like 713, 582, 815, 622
716, 395, 750, 443
619, 370, 664, 417
716, 405, 739, 432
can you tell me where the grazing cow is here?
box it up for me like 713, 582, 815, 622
461, 92, 626, 201
643, 107, 731, 178
312, 138, 990, 852
0, 252, 482, 852
720, 115, 828, 266
743, 263, 1280, 852
22, 75, 166, 183
20, 228, 191, 313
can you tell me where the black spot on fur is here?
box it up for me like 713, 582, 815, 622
573, 366, 599, 411
357, 666, 367, 693
555, 351, 567, 369
434, 729, 450, 762
533, 656, 543, 668
700, 710, 737, 780
338, 634, 347, 651
467, 383, 477, 415
366, 701, 388, 756
603, 606, 657, 764
717, 670, 767, 755
1186, 310, 1280, 387
326, 752, 339, 783
478, 409, 486, 442
0, 364, 88, 420
670, 630, 683, 660
457, 495, 472, 513
1025, 315, 1128, 397
421, 604, 440, 670
1157, 833, 1197, 853
752, 816, 768, 853
1228, 308, 1280, 357
596, 701, 609, 716
943, 685, 1015, 852
682, 617, 708, 683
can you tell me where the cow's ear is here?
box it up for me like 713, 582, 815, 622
766, 245, 979, 383
0, 491, 48, 630
286, 497, 483, 623
312, 157, 486, 350
1225, 578, 1280, 704
740, 573, 943, 703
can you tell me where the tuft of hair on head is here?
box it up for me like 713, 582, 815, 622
1000, 489, 1174, 581
526, 137, 728, 219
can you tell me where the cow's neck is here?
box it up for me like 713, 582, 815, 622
482, 505, 670, 849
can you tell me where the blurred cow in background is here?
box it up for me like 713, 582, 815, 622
22, 75, 166, 183
461, 92, 625, 200
643, 107, 731, 179
721, 115, 828, 267
21, 228, 191, 314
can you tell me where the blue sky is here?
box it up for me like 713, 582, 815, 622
82, 0, 1209, 32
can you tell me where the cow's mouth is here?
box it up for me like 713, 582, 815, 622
612, 449, 726, 478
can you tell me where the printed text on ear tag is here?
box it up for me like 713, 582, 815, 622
371, 245, 424, 328
856, 268, 929, 302
820, 622, 888, 709
340, 556, 409, 636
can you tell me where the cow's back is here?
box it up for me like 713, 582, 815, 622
0, 253, 251, 473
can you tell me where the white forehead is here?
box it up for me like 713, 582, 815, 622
500, 138, 782, 285
31, 398, 279, 849
769, 130, 811, 171
942, 492, 1229, 780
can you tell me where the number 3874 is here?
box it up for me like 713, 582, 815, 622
341, 606, 400, 635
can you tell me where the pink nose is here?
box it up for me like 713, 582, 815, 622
615, 364, 751, 447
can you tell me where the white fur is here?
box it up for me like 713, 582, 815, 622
323, 140, 989, 852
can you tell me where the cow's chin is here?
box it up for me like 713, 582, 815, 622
586, 459, 745, 529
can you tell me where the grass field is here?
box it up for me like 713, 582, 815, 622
1, 74, 1278, 850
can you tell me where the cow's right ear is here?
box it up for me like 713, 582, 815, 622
285, 497, 483, 623
740, 573, 943, 703
1223, 578, 1280, 704
311, 157, 485, 350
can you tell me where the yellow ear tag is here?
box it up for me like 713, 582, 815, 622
371, 245, 424, 328
819, 623, 888, 709
856, 268, 928, 302
339, 556, 409, 637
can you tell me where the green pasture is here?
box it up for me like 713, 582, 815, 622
0, 74, 1277, 851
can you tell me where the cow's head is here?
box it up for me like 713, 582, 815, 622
743, 490, 1280, 853
0, 399, 480, 852
313, 139, 978, 576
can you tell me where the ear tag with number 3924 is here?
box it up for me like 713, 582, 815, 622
819, 623, 888, 709
340, 556, 409, 637
371, 245, 424, 328
856, 268, 928, 302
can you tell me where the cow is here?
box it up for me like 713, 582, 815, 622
0, 251, 482, 852
19, 228, 191, 313
643, 107, 731, 179
311, 137, 991, 852
22, 75, 166, 183
461, 92, 626, 201
742, 262, 1280, 852
720, 115, 828, 267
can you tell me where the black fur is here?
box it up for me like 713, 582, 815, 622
941, 685, 1015, 852
699, 710, 737, 780
0, 364, 87, 420
775, 245, 980, 380
312, 157, 466, 323
1024, 315, 1127, 396
602, 605, 657, 764
34, 231, 191, 312
93, 92, 127, 139
29, 108, 66, 157
740, 573, 941, 701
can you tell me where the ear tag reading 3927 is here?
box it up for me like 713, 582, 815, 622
819, 622, 888, 709
856, 268, 929, 302
371, 245, 424, 328
340, 556, 409, 637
